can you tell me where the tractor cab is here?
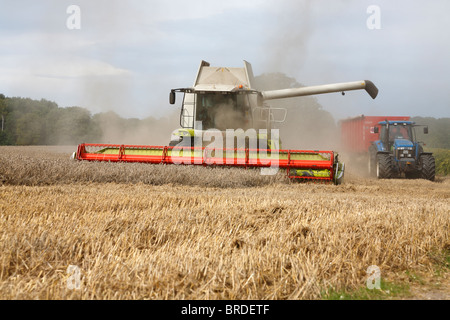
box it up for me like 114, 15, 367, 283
376, 121, 416, 153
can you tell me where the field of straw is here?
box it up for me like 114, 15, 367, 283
0, 146, 449, 300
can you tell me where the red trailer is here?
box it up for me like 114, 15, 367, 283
339, 115, 410, 154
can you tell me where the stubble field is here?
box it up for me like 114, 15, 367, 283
0, 146, 448, 299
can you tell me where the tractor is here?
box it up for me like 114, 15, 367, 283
368, 120, 435, 180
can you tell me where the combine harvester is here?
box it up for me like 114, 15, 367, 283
74, 60, 379, 185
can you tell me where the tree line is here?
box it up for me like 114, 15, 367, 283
0, 94, 177, 146
0, 93, 449, 149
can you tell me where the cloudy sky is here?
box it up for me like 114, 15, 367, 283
0, 0, 449, 121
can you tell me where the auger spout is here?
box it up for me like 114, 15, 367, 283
261, 80, 379, 101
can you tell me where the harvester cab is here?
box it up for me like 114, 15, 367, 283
168, 60, 286, 148
369, 121, 435, 180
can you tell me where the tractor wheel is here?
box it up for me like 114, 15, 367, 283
420, 154, 435, 181
376, 154, 397, 179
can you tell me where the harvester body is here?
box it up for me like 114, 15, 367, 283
169, 60, 378, 147
74, 60, 379, 185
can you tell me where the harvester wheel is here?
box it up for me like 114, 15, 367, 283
333, 162, 345, 185
420, 154, 435, 181
376, 154, 397, 179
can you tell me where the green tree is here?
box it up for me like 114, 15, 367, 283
52, 107, 100, 145
0, 94, 5, 131
0, 96, 103, 145
0, 94, 9, 144
15, 112, 42, 145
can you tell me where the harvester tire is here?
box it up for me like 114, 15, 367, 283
420, 154, 435, 181
376, 154, 397, 179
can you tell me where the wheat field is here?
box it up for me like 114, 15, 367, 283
0, 146, 448, 299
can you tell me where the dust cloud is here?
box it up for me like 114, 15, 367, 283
65, 2, 174, 146
255, 1, 342, 150
93, 110, 179, 146
67, 1, 346, 151
253, 73, 339, 151
213, 104, 248, 131
262, 0, 313, 75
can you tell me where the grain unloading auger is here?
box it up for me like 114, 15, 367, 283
74, 60, 378, 185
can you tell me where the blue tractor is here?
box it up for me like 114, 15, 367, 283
368, 120, 435, 180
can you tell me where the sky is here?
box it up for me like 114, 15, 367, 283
0, 0, 449, 122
